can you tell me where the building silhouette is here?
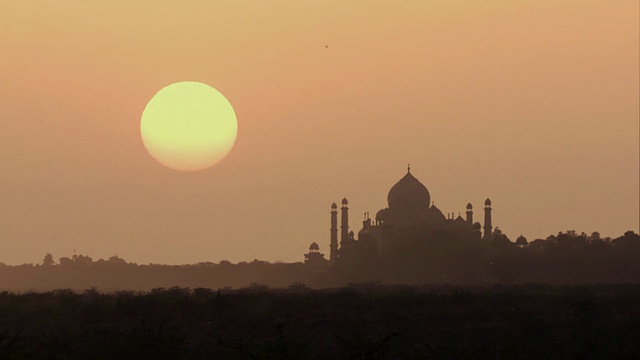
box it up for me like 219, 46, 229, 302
304, 242, 329, 267
308, 165, 499, 264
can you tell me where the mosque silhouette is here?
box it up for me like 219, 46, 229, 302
304, 165, 504, 266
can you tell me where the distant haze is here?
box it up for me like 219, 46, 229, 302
0, 1, 638, 265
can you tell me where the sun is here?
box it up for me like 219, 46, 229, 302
140, 81, 238, 171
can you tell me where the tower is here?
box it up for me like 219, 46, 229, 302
330, 203, 338, 262
483, 198, 492, 239
340, 198, 349, 248
466, 203, 473, 225
362, 212, 371, 231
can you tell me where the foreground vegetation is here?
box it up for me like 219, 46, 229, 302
1, 284, 639, 359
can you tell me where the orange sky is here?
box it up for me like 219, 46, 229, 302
0, 0, 638, 265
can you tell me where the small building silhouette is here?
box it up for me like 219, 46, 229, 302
304, 242, 329, 267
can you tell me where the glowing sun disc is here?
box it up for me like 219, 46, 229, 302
140, 81, 238, 171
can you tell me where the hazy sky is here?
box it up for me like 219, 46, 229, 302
1, 0, 638, 265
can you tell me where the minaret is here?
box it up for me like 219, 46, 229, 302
466, 203, 473, 225
483, 198, 492, 239
362, 212, 371, 231
330, 203, 338, 262
340, 198, 349, 247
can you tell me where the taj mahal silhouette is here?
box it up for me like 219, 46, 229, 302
304, 165, 506, 266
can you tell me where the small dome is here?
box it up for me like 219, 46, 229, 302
376, 208, 390, 222
348, 230, 354, 238
466, 203, 473, 210
472, 222, 482, 230
341, 198, 348, 205
309, 242, 319, 251
423, 204, 446, 223
454, 216, 467, 228
516, 235, 527, 242
331, 202, 337, 209
387, 170, 430, 212
485, 198, 492, 206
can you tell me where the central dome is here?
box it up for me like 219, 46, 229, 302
387, 169, 431, 212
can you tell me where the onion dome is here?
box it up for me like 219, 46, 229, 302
376, 208, 390, 223
309, 242, 320, 251
387, 169, 430, 212
331, 202, 337, 209
341, 198, 348, 205
454, 215, 467, 228
472, 222, 482, 230
466, 203, 473, 210
485, 198, 492, 206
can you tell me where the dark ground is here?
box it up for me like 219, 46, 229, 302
1, 284, 639, 359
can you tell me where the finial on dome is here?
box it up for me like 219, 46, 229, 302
407, 163, 411, 173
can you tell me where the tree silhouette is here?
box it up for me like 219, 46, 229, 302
42, 253, 54, 266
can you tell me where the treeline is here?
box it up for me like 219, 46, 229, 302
0, 230, 638, 291
0, 284, 639, 359
330, 230, 640, 285
492, 230, 640, 283
0, 257, 312, 291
